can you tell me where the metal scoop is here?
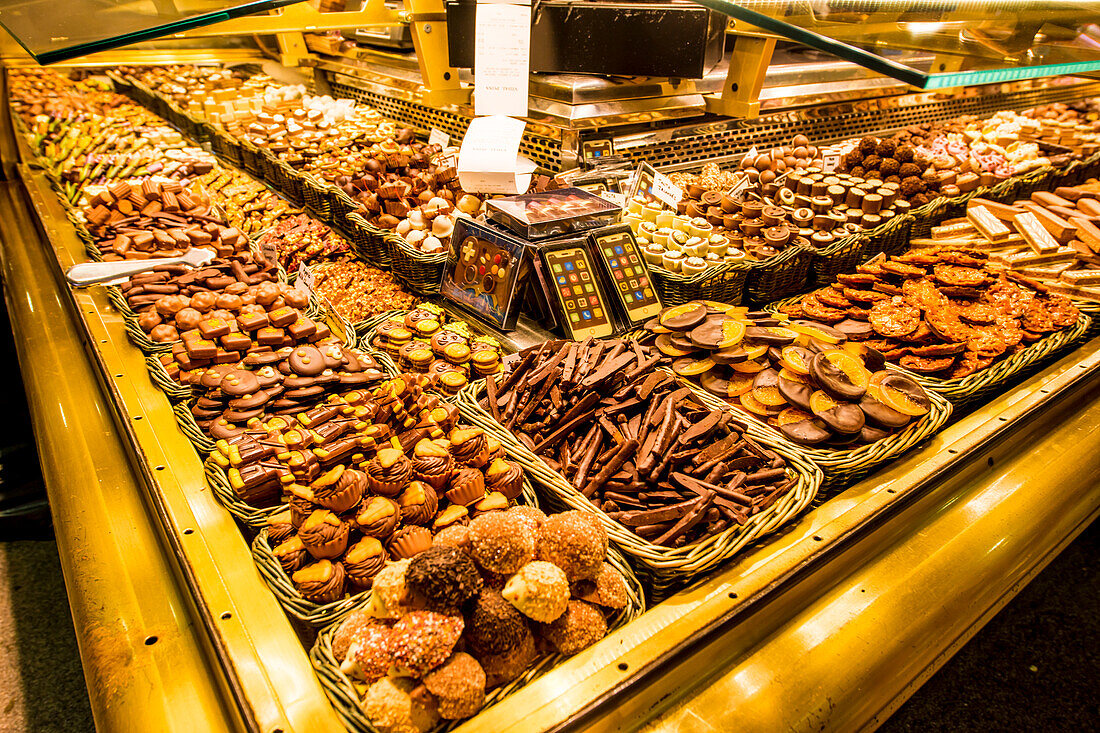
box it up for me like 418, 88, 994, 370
65, 248, 216, 287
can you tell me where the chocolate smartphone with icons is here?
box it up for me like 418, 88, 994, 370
538, 237, 615, 340
586, 224, 663, 326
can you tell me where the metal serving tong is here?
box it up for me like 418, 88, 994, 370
65, 248, 215, 287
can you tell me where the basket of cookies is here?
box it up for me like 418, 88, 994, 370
309, 526, 643, 733
640, 303, 953, 490
456, 338, 821, 600
772, 247, 1091, 406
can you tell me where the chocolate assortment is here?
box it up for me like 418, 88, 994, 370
312, 257, 418, 324
369, 304, 506, 394
779, 248, 1081, 379
196, 167, 303, 235
329, 506, 630, 728
642, 302, 934, 447
478, 339, 797, 546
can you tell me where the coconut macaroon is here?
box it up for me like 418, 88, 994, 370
465, 588, 530, 656
467, 511, 536, 575
341, 621, 396, 685
422, 652, 486, 719
368, 558, 413, 619
332, 609, 375, 661
479, 629, 538, 689
362, 677, 440, 733
390, 610, 465, 677
537, 510, 608, 582
406, 546, 483, 613
501, 561, 569, 623
538, 600, 608, 655
570, 562, 630, 611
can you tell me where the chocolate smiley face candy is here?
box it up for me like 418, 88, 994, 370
643, 301, 934, 448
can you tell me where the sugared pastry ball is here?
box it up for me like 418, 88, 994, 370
468, 511, 536, 575
345, 621, 396, 685
369, 558, 413, 619
465, 588, 530, 655
422, 652, 486, 719
537, 511, 608, 582
502, 561, 569, 623
538, 600, 608, 656
332, 609, 376, 661
432, 524, 471, 552
362, 677, 440, 733
390, 610, 465, 677
480, 628, 538, 689
406, 546, 483, 613
507, 505, 547, 537
571, 562, 631, 611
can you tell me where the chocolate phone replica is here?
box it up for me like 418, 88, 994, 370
440, 216, 532, 331
538, 237, 615, 340
586, 224, 663, 326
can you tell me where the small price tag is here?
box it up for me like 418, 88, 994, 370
598, 190, 626, 207
428, 127, 450, 149
822, 153, 842, 173
260, 239, 278, 264
296, 262, 315, 295
650, 170, 683, 208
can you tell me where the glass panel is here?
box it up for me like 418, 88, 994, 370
697, 0, 1100, 89
0, 0, 305, 64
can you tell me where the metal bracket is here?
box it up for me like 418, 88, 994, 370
704, 28, 777, 119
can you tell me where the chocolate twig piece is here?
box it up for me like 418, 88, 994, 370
526, 343, 570, 388
582, 438, 638, 498
580, 351, 637, 389
744, 467, 787, 485
693, 437, 747, 475
561, 343, 578, 384
654, 492, 713, 546
623, 351, 663, 381
635, 371, 671, 401
598, 414, 623, 444
572, 430, 603, 490
485, 372, 501, 423
516, 366, 560, 426
534, 395, 601, 452
496, 347, 537, 397
610, 497, 700, 526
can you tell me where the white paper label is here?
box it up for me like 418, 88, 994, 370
651, 171, 684, 208
428, 127, 450, 149
474, 0, 531, 117
296, 262, 315, 295
822, 153, 842, 173
458, 115, 536, 194
599, 190, 626, 207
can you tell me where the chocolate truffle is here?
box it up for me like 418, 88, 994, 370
571, 562, 631, 611
292, 559, 346, 604
390, 610, 465, 677
398, 481, 440, 526
422, 652, 486, 719
537, 511, 608, 582
448, 427, 490, 467
410, 438, 453, 490
369, 558, 412, 619
344, 620, 396, 684
480, 629, 538, 689
266, 510, 296, 545
466, 588, 530, 655
445, 468, 485, 506
502, 561, 570, 623
356, 496, 401, 540
367, 448, 412, 496
483, 458, 524, 501
332, 609, 375, 662
272, 535, 309, 574
345, 537, 388, 590
312, 465, 366, 515
406, 546, 483, 613
362, 677, 440, 733
468, 511, 536, 575
389, 525, 433, 560
538, 600, 608, 655
299, 509, 351, 560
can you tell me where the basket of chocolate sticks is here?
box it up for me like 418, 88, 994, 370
456, 339, 821, 600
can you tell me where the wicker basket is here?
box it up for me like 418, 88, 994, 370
684, 375, 952, 492
649, 261, 749, 306
238, 139, 264, 177
207, 123, 243, 167
860, 212, 914, 259
455, 381, 822, 600
204, 456, 287, 529
809, 234, 866, 290
343, 212, 396, 271
171, 401, 217, 455
144, 354, 192, 403
253, 471, 542, 626
308, 542, 644, 733
743, 243, 815, 306
1076, 301, 1100, 340
899, 310, 1092, 408
271, 158, 305, 206
300, 173, 334, 220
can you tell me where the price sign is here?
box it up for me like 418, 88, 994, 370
296, 261, 315, 295
260, 238, 278, 265
822, 153, 842, 173
650, 170, 684, 208
428, 127, 450, 149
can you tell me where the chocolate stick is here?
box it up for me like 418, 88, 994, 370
654, 492, 713, 546
582, 438, 638, 498
485, 373, 501, 423
572, 431, 603, 490
496, 347, 537, 396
